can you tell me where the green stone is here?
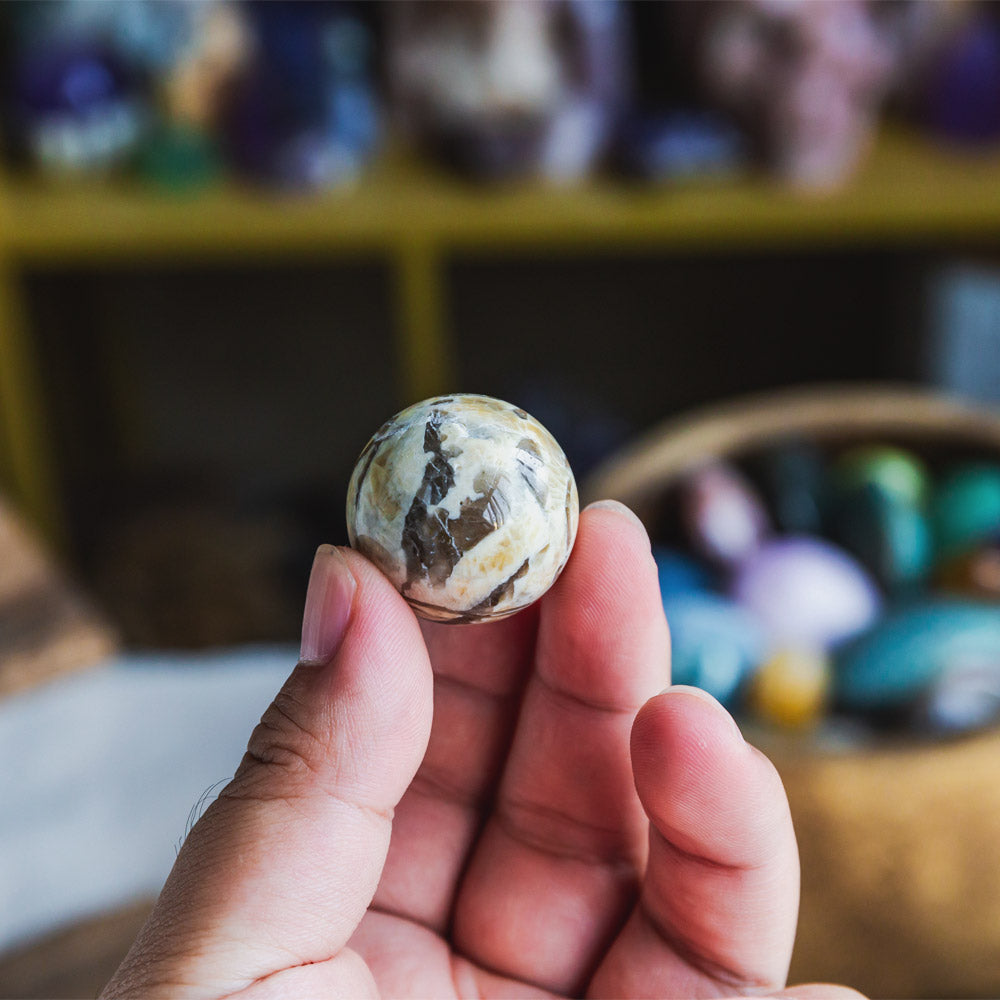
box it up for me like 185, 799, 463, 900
835, 445, 929, 508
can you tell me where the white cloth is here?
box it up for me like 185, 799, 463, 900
0, 646, 294, 951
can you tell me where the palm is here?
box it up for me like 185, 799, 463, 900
348, 507, 799, 998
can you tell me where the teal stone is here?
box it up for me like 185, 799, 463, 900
836, 484, 933, 591
662, 592, 767, 706
652, 546, 713, 598
835, 445, 930, 508
835, 601, 1000, 710
932, 462, 1000, 557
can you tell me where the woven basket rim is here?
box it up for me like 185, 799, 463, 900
583, 381, 1000, 506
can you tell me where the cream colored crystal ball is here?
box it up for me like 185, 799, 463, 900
346, 394, 579, 623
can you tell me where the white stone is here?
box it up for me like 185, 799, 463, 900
347, 394, 579, 623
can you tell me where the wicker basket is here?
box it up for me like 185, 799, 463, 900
584, 383, 1000, 999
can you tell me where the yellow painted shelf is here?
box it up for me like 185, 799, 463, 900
2, 130, 1000, 263
3, 128, 1000, 544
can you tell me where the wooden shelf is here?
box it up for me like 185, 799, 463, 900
2, 130, 1000, 264
3, 128, 1000, 545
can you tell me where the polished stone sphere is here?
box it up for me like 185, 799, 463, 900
347, 394, 579, 623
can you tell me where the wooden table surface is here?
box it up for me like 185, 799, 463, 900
0, 899, 152, 1000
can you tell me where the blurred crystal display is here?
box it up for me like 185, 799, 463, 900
136, 2, 250, 190
680, 0, 900, 190
679, 462, 770, 567
3, 0, 1000, 189
385, 0, 628, 182
7, 21, 147, 175
913, 4, 1000, 145
225, 1, 380, 189
3, 0, 246, 181
1, 0, 378, 190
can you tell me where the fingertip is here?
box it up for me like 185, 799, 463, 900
631, 684, 792, 870
632, 684, 746, 777
336, 544, 429, 669
538, 495, 669, 707
580, 500, 654, 565
775, 986, 869, 1000
644, 684, 745, 747
298, 542, 431, 695
553, 497, 660, 618
300, 545, 358, 666
290, 543, 434, 806
583, 498, 650, 538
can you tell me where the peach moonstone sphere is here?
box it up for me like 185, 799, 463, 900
346, 394, 579, 623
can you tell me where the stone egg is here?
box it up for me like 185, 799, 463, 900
932, 462, 1000, 558
835, 484, 933, 592
835, 601, 1000, 711
747, 647, 832, 730
346, 394, 579, 623
834, 445, 930, 508
731, 536, 882, 650
662, 592, 767, 706
679, 462, 770, 566
911, 660, 1000, 738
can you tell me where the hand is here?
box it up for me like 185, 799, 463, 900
103, 501, 862, 999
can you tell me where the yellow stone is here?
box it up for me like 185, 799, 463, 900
748, 647, 831, 729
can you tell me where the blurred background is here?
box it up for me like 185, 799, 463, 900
3, 0, 1000, 996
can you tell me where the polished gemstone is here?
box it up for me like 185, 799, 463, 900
932, 462, 1000, 557
747, 647, 831, 729
835, 484, 932, 592
834, 445, 930, 508
347, 394, 579, 623
679, 462, 770, 566
751, 439, 828, 535
661, 592, 767, 706
731, 536, 881, 650
835, 601, 1000, 710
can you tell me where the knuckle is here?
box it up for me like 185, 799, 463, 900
226, 689, 326, 800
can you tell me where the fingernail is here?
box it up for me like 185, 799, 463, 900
661, 684, 746, 742
300, 545, 356, 665
584, 498, 646, 530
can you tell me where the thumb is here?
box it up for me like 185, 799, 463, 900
103, 545, 434, 1000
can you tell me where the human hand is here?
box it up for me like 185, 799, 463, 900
103, 501, 862, 999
